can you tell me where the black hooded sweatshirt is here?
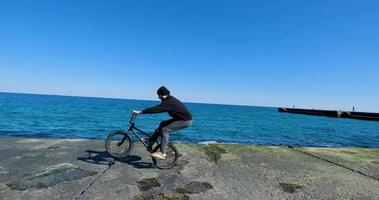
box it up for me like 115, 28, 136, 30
142, 96, 192, 121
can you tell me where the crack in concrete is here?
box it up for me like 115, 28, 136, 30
72, 159, 115, 200
289, 147, 379, 182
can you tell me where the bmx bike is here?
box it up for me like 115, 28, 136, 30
105, 114, 179, 169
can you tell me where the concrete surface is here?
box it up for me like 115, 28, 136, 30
0, 138, 378, 200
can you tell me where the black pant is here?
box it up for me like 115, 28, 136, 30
149, 119, 192, 153
149, 119, 175, 145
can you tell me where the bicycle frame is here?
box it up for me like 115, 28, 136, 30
127, 115, 155, 151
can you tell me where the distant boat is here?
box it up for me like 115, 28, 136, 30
278, 107, 379, 121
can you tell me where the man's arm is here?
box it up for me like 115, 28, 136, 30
142, 103, 169, 114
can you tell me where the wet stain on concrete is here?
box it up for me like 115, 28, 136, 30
46, 146, 60, 150
203, 145, 227, 163
175, 181, 213, 194
134, 181, 212, 200
137, 178, 161, 191
278, 182, 304, 193
6, 163, 96, 190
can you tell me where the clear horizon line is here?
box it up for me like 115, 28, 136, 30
0, 91, 276, 108
1, 91, 378, 112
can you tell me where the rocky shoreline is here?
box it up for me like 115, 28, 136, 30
0, 138, 378, 200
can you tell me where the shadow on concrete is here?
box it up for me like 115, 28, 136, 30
77, 150, 155, 169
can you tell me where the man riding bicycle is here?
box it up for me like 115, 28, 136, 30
133, 86, 192, 160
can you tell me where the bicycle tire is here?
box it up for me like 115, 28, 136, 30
105, 130, 133, 158
152, 143, 179, 169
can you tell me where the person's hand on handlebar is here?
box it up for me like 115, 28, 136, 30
133, 110, 143, 115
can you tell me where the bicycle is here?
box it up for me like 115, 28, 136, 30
105, 114, 180, 169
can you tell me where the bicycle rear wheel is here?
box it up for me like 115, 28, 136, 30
152, 143, 179, 169
105, 130, 133, 158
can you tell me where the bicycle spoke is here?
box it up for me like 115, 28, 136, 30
152, 144, 179, 169
105, 131, 133, 158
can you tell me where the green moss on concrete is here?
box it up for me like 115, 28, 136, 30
203, 145, 227, 163
300, 148, 379, 159
298, 147, 379, 167
218, 144, 273, 152
278, 182, 304, 193
339, 150, 357, 155
6, 182, 19, 190
134, 193, 155, 200
175, 143, 199, 155
134, 192, 189, 200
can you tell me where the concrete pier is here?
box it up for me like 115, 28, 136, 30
279, 107, 379, 121
0, 138, 379, 200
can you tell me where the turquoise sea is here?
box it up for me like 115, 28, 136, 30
0, 92, 378, 148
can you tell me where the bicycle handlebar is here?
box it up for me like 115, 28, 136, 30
129, 114, 138, 124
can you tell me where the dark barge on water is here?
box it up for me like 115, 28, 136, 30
278, 107, 379, 121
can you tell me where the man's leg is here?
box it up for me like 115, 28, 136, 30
160, 120, 192, 154
148, 119, 175, 148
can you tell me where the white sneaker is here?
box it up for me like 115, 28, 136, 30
151, 152, 166, 160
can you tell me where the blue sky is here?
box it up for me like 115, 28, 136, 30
0, 0, 378, 111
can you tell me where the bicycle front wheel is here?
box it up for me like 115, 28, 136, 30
105, 130, 133, 158
152, 143, 179, 169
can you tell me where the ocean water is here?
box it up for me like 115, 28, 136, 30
0, 92, 378, 148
